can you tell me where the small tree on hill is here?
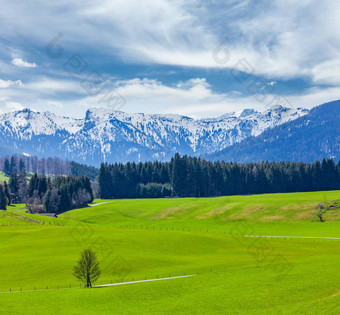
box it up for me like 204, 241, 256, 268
316, 203, 326, 222
73, 248, 101, 287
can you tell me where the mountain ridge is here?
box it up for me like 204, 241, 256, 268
208, 100, 340, 163
0, 105, 309, 165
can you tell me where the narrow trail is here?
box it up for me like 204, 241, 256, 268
0, 275, 196, 294
88, 202, 110, 207
245, 235, 340, 240
94, 274, 196, 287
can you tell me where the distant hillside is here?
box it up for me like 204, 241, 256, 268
208, 100, 340, 163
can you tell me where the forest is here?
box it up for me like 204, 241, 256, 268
1, 153, 340, 210
0, 157, 93, 213
0, 155, 98, 179
98, 153, 340, 199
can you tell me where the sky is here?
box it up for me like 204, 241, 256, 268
0, 0, 340, 119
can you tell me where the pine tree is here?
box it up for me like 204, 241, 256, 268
171, 153, 187, 197
0, 185, 7, 210
10, 156, 16, 174
19, 159, 25, 172
43, 188, 60, 213
9, 173, 19, 203
3, 159, 10, 176
27, 173, 38, 198
98, 164, 112, 199
3, 181, 10, 205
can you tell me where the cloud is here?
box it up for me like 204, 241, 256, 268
73, 77, 340, 118
11, 58, 37, 68
5, 101, 25, 111
0, 76, 86, 117
23, 77, 82, 94
0, 78, 22, 88
0, 1, 340, 117
0, 1, 339, 83
110, 77, 340, 117
71, 77, 236, 118
1, 75, 340, 119
0, 101, 25, 114
288, 86, 340, 109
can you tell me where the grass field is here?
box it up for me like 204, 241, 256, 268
1, 191, 340, 314
0, 171, 9, 182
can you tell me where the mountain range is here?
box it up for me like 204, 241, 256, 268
0, 105, 310, 165
208, 100, 340, 163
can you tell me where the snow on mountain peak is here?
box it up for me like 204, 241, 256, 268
0, 108, 83, 137
0, 106, 309, 164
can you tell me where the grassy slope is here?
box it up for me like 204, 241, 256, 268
65, 191, 340, 223
0, 171, 9, 182
0, 191, 340, 314
61, 191, 340, 236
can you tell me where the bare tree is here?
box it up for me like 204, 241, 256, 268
73, 248, 101, 287
18, 172, 27, 203
317, 203, 326, 222
91, 180, 99, 199
26, 190, 43, 213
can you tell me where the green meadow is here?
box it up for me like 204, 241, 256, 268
0, 171, 9, 182
1, 191, 340, 314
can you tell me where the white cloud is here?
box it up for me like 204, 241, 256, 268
0, 78, 22, 88
46, 101, 64, 109
0, 76, 86, 117
11, 58, 37, 68
24, 78, 81, 94
0, 101, 25, 114
71, 77, 236, 117
0, 0, 339, 84
1, 75, 340, 118
72, 77, 340, 118
67, 0, 340, 85
5, 102, 25, 111
221, 0, 340, 84
0, 1, 340, 117
288, 86, 340, 109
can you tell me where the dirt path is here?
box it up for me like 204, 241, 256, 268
245, 235, 340, 240
88, 202, 110, 207
94, 274, 196, 287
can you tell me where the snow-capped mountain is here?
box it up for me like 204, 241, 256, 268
0, 106, 308, 165
208, 100, 340, 163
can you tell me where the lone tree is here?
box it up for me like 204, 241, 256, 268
316, 203, 326, 222
73, 248, 101, 287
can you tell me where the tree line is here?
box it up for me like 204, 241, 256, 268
0, 155, 100, 179
26, 174, 93, 213
98, 154, 340, 199
0, 172, 93, 213
0, 155, 72, 176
